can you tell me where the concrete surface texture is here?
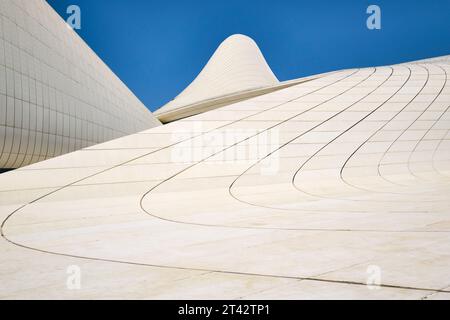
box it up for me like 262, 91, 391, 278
1, 51, 450, 299
0, 0, 161, 169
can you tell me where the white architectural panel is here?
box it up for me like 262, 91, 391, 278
1, 50, 450, 298
0, 0, 161, 169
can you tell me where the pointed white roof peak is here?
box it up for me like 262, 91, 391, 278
155, 34, 279, 119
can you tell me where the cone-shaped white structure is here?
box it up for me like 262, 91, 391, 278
155, 34, 281, 122
175, 34, 279, 100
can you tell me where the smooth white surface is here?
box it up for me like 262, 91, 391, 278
1, 56, 450, 299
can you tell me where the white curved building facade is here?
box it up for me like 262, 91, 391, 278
0, 0, 161, 169
155, 34, 282, 122
0, 2, 450, 300
1, 51, 450, 299
157, 34, 279, 111
154, 34, 330, 123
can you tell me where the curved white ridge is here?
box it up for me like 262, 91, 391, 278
402, 54, 450, 64
155, 34, 279, 116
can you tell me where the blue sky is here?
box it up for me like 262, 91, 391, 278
47, 0, 450, 112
